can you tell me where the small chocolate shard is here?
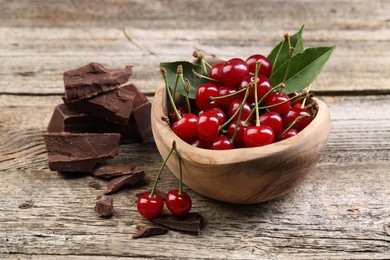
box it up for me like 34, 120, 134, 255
104, 170, 145, 195
43, 132, 120, 172
133, 101, 152, 142
63, 62, 132, 102
65, 88, 136, 125
132, 225, 168, 239
151, 213, 204, 233
91, 164, 141, 179
89, 181, 102, 190
94, 197, 114, 217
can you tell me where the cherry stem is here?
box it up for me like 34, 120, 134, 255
301, 84, 312, 109
254, 60, 262, 126
278, 115, 311, 141
209, 87, 247, 101
150, 141, 176, 198
173, 65, 183, 98
193, 50, 212, 73
161, 116, 171, 128
192, 69, 223, 84
173, 145, 183, 195
230, 87, 250, 143
282, 33, 293, 85
161, 67, 182, 121
183, 78, 192, 113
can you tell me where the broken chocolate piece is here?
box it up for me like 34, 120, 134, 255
132, 101, 152, 142
43, 132, 120, 172
132, 225, 168, 239
65, 88, 135, 125
91, 164, 141, 179
104, 170, 145, 195
94, 197, 114, 217
121, 83, 148, 108
63, 62, 132, 102
89, 181, 102, 190
150, 213, 204, 233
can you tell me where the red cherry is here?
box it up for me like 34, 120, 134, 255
206, 107, 227, 124
292, 102, 303, 109
228, 98, 252, 121
195, 83, 220, 111
227, 120, 251, 147
137, 192, 164, 219
220, 58, 249, 87
218, 86, 238, 111
165, 189, 192, 217
283, 107, 313, 130
172, 113, 198, 141
197, 111, 220, 142
211, 135, 235, 150
209, 63, 224, 86
264, 92, 291, 115
259, 112, 283, 134
245, 54, 272, 78
189, 138, 211, 149
242, 125, 275, 147
239, 75, 272, 103
277, 127, 299, 141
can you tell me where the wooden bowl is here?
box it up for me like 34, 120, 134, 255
151, 85, 331, 204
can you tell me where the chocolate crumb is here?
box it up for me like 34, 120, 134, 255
89, 181, 102, 190
132, 225, 168, 239
94, 197, 114, 217
104, 170, 145, 195
96, 195, 102, 200
151, 213, 204, 234
91, 164, 141, 179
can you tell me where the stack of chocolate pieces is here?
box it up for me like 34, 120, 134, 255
44, 62, 152, 172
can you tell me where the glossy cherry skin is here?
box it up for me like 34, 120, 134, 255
245, 54, 273, 78
172, 113, 198, 141
228, 98, 252, 121
220, 58, 249, 87
283, 107, 313, 130
189, 138, 211, 149
206, 107, 227, 124
137, 192, 164, 219
239, 75, 272, 103
259, 112, 283, 134
264, 92, 291, 115
242, 125, 275, 147
227, 120, 251, 147
209, 63, 224, 86
218, 85, 238, 111
211, 135, 235, 150
277, 127, 299, 141
165, 189, 192, 217
197, 111, 220, 142
195, 83, 220, 111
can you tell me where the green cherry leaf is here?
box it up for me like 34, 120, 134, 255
160, 61, 210, 99
270, 46, 335, 94
267, 25, 305, 75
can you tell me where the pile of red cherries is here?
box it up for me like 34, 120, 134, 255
167, 54, 316, 150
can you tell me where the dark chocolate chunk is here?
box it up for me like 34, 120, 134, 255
91, 164, 141, 179
132, 101, 152, 142
121, 83, 148, 108
94, 197, 114, 217
150, 213, 204, 233
104, 170, 145, 195
132, 225, 168, 239
63, 62, 132, 102
43, 132, 120, 172
89, 181, 102, 190
65, 88, 135, 125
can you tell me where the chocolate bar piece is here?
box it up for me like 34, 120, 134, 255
63, 62, 132, 102
43, 132, 120, 172
151, 213, 204, 233
132, 225, 168, 239
65, 88, 135, 125
91, 164, 142, 179
104, 170, 145, 195
94, 197, 114, 217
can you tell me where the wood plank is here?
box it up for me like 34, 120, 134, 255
0, 94, 389, 258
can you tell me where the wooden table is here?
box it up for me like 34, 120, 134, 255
1, 0, 389, 258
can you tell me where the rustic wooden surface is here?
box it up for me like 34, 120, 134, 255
0, 0, 389, 259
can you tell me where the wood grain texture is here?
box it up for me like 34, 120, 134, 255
0, 94, 389, 258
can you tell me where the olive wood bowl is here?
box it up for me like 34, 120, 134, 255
151, 78, 331, 205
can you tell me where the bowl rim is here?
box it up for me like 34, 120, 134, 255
152, 84, 331, 165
